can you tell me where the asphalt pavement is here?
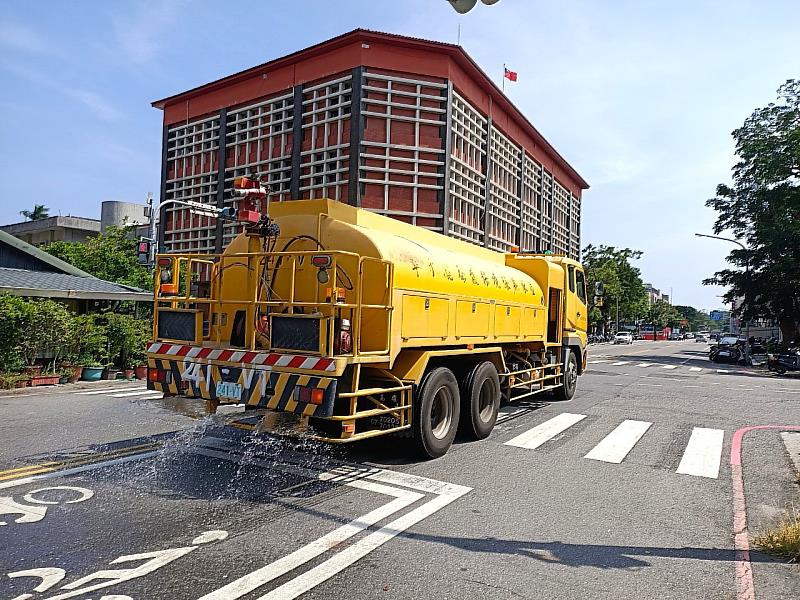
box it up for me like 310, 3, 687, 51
0, 340, 798, 599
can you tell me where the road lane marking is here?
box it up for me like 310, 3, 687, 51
635, 363, 653, 368
685, 385, 701, 388
677, 427, 725, 478
76, 387, 144, 395
589, 359, 609, 364
584, 420, 652, 464
108, 390, 156, 398
611, 361, 628, 366
194, 448, 471, 600
661, 365, 678, 370
634, 383, 662, 387
504, 413, 587, 450
689, 367, 703, 372
256, 491, 466, 600
0, 443, 160, 487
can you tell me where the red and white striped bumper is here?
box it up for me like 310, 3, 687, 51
146, 342, 336, 372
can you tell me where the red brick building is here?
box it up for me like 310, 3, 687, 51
152, 29, 588, 258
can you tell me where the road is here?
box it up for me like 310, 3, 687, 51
1, 340, 798, 599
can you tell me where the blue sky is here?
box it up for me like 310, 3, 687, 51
1, 0, 797, 310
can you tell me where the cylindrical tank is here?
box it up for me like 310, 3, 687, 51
222, 200, 550, 354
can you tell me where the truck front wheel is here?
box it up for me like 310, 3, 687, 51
459, 361, 500, 440
413, 367, 461, 459
554, 351, 578, 401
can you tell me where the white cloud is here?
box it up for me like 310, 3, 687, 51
61, 88, 123, 122
2, 62, 123, 122
0, 21, 53, 55
111, 0, 185, 64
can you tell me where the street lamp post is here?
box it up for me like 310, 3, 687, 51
695, 233, 750, 339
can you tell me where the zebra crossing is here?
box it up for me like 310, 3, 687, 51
76, 385, 164, 400
504, 412, 726, 479
589, 358, 720, 374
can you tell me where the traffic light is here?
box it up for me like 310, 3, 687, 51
137, 240, 151, 265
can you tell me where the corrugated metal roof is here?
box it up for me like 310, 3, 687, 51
0, 268, 151, 301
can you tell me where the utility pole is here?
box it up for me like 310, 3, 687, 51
146, 193, 156, 271
695, 233, 750, 340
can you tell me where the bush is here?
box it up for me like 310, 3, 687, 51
0, 295, 33, 372
105, 313, 151, 369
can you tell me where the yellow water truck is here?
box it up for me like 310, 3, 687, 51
146, 199, 589, 458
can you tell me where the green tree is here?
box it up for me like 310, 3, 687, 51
645, 300, 681, 339
704, 79, 800, 343
673, 305, 712, 332
582, 245, 648, 331
20, 204, 49, 221
44, 225, 153, 290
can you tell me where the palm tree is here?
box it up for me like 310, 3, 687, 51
20, 204, 50, 221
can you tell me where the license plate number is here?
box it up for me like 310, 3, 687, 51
216, 382, 242, 401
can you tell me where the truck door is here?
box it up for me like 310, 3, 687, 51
564, 265, 588, 338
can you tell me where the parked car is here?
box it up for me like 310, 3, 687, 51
613, 332, 634, 345
684, 333, 695, 339
694, 334, 707, 343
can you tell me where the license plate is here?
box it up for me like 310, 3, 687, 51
216, 381, 242, 401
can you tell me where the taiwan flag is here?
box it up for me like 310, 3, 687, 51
504, 67, 518, 82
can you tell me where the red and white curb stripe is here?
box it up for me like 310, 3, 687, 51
730, 424, 800, 600
147, 343, 335, 372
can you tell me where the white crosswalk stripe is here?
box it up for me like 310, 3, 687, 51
635, 363, 653, 368
504, 413, 586, 450
676, 427, 725, 478
611, 361, 628, 366
109, 389, 162, 398
584, 420, 652, 463
504, 413, 726, 479
589, 359, 609, 364
76, 386, 144, 395
689, 367, 703, 372
660, 364, 678, 370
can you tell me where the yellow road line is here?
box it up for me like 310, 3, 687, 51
0, 443, 161, 482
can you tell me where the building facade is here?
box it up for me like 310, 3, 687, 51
152, 30, 588, 258
1, 216, 101, 246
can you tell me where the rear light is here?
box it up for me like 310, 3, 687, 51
157, 257, 172, 267
160, 283, 178, 295
334, 318, 352, 354
147, 368, 172, 384
295, 386, 325, 405
342, 422, 355, 434
311, 254, 333, 268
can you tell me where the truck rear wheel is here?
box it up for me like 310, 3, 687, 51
554, 351, 578, 401
459, 361, 500, 440
413, 367, 460, 459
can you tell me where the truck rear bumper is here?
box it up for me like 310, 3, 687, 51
147, 355, 338, 418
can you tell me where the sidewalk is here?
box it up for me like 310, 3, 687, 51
0, 378, 144, 399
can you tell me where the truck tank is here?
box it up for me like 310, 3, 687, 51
218, 199, 551, 359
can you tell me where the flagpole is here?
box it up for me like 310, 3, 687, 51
502, 63, 505, 92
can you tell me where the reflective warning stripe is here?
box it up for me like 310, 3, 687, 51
146, 342, 336, 372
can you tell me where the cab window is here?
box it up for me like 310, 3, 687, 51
568, 266, 576, 292
575, 270, 587, 305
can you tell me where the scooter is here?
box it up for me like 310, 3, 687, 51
767, 346, 800, 375
709, 339, 744, 364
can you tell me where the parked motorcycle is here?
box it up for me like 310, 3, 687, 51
709, 337, 746, 364
767, 345, 800, 375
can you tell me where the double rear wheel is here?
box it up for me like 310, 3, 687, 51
412, 361, 502, 459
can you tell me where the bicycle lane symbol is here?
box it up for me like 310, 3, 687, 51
4, 530, 228, 600
0, 487, 94, 527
